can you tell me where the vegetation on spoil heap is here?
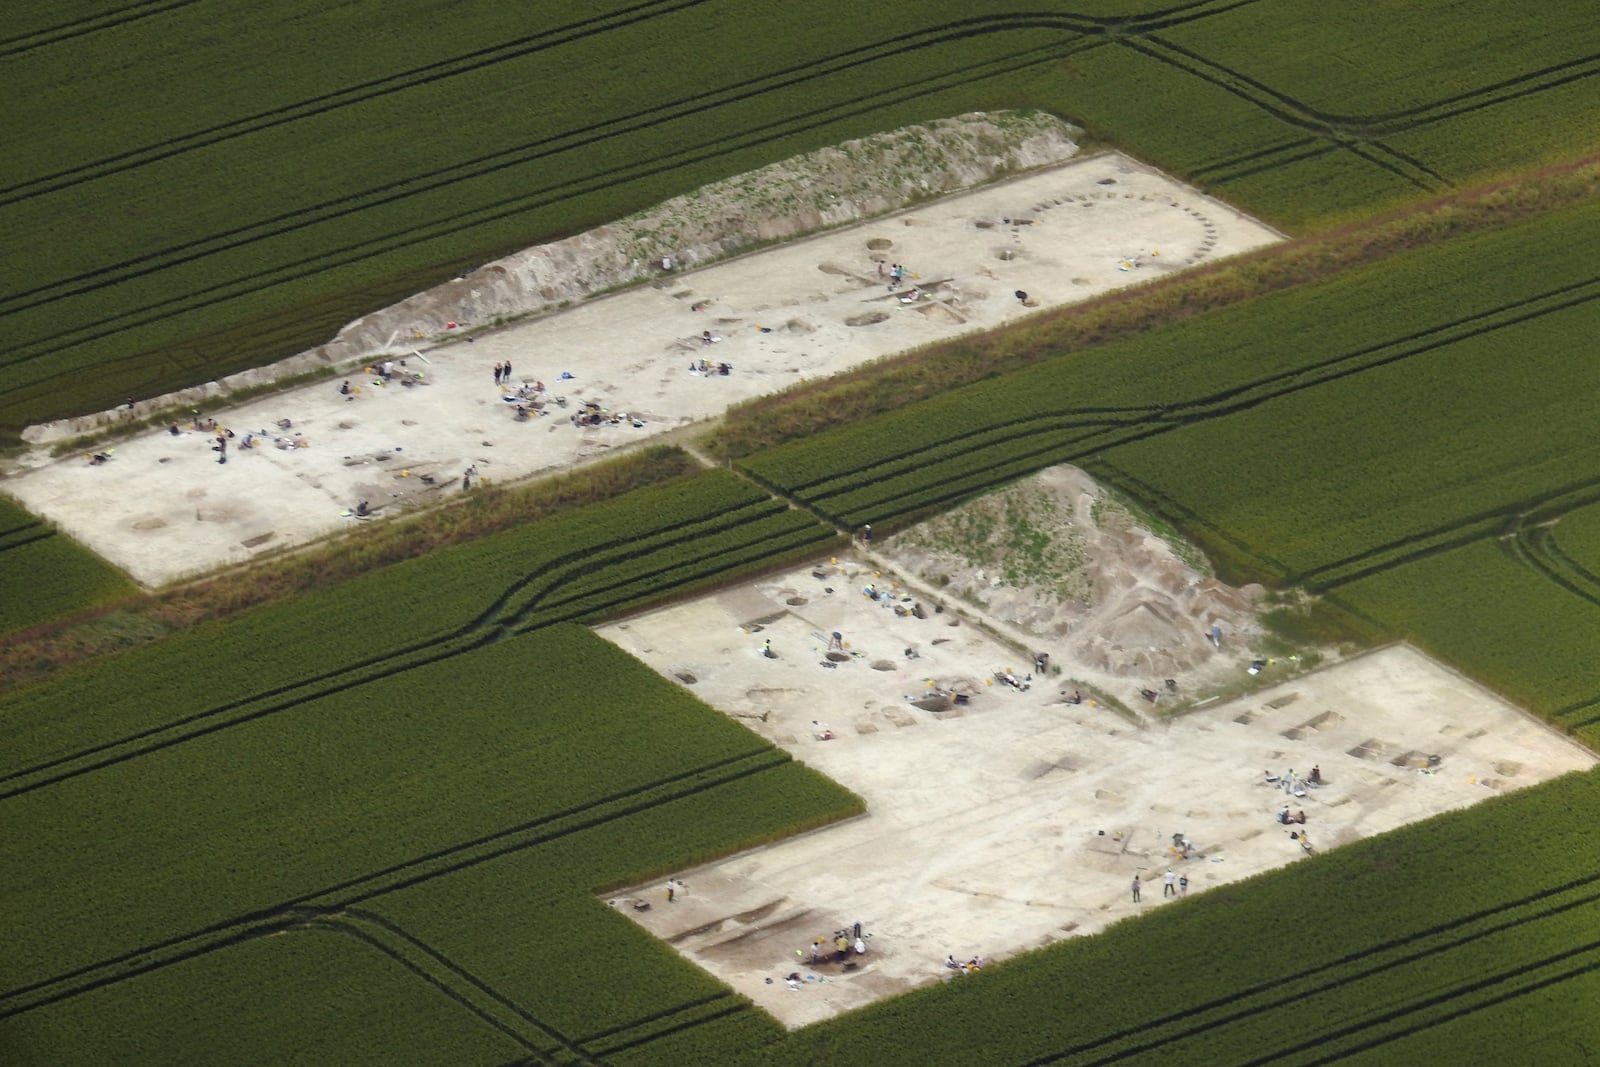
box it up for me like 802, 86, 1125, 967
894, 483, 1094, 603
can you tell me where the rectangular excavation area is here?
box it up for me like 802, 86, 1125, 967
6, 152, 1282, 586
594, 561, 1595, 1029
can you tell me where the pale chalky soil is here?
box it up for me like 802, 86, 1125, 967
4, 152, 1280, 586
596, 570, 1595, 1029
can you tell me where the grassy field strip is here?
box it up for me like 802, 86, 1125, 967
1046, 882, 1600, 1064
0, 0, 200, 58
745, 257, 1600, 548
0, 502, 828, 799
8, 3, 1598, 425
0, 472, 818, 777
288, 907, 582, 1060
1, 625, 832, 1003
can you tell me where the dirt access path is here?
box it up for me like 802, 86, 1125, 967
4, 151, 1280, 586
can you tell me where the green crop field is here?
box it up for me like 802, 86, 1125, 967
0, 497, 131, 633
741, 196, 1600, 553
0, 470, 855, 1063
8, 0, 1600, 1062
738, 197, 1600, 724
2, 0, 1598, 432
1, 623, 858, 1064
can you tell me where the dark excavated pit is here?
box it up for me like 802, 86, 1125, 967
845, 311, 890, 327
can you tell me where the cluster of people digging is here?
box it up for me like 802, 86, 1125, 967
1126, 766, 1329, 904
483, 361, 650, 429
774, 923, 876, 991
137, 413, 308, 467
1266, 764, 1324, 854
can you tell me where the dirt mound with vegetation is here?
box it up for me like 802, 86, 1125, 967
26, 112, 1078, 446
885, 464, 1264, 689
326, 111, 1080, 360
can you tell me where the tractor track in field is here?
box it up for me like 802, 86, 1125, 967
288, 908, 592, 1062
577, 991, 750, 1060
0, 0, 1253, 210
0, 0, 720, 207
1012, 872, 1600, 1065
1285, 468, 1600, 598
0, 34, 1081, 376
1262, 942, 1600, 1066
1149, 37, 1600, 192
1, 16, 1105, 313
765, 274, 1600, 544
0, 744, 789, 1028
1505, 518, 1600, 733
0, 0, 202, 59
1505, 516, 1600, 613
0, 0, 1261, 372
0, 524, 53, 555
